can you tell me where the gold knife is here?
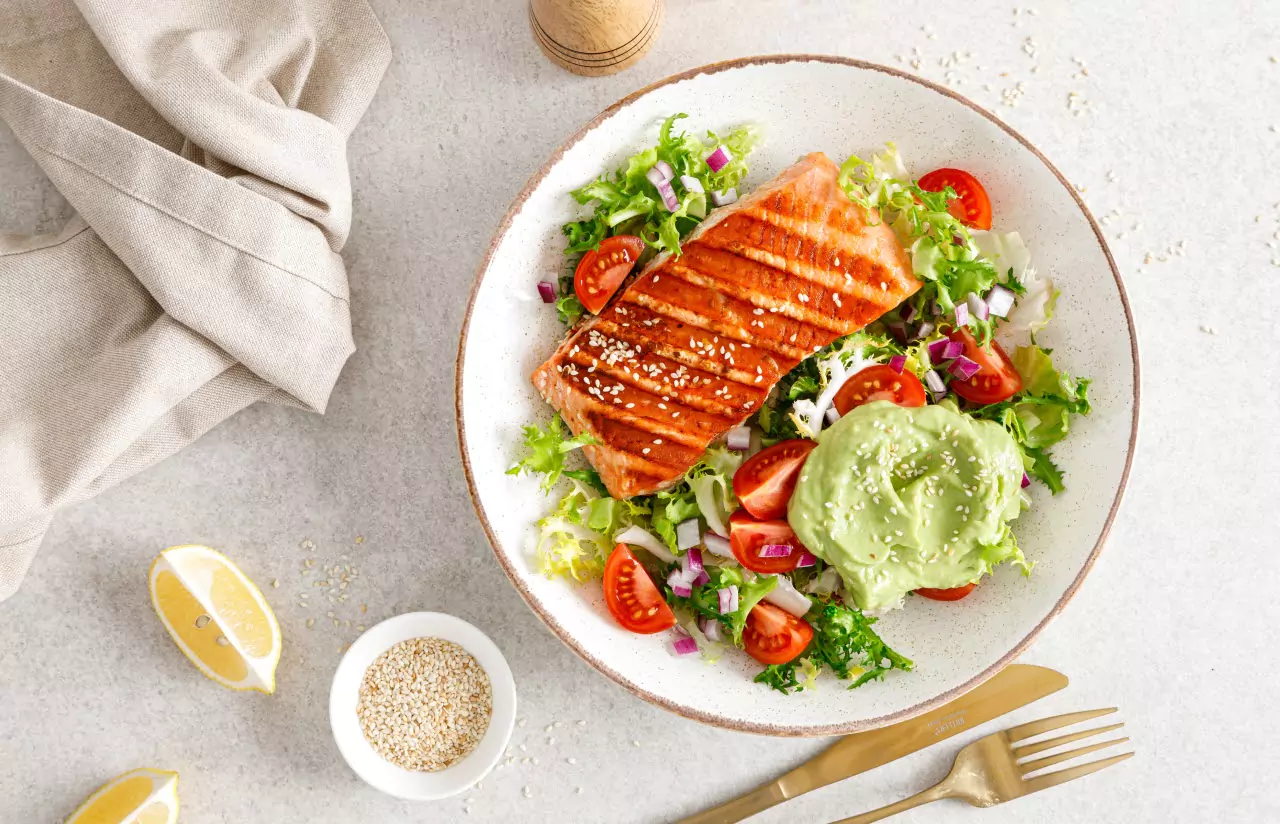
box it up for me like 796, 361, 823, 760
677, 664, 1068, 824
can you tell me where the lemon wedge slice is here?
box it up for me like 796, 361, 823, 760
149, 544, 281, 693
65, 768, 178, 824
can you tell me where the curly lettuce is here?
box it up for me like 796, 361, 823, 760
509, 417, 744, 575
562, 113, 761, 260
970, 345, 1092, 494
755, 599, 914, 694
534, 480, 648, 581
505, 414, 598, 493
838, 145, 1027, 346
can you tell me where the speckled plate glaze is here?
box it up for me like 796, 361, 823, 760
456, 56, 1138, 736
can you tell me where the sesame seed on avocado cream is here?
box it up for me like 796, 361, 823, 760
788, 399, 1027, 611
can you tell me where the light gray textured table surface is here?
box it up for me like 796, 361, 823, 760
3, 1, 1278, 822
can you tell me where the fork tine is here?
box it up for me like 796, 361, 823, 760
1015, 722, 1125, 757
1020, 737, 1130, 774
1022, 751, 1135, 794
1006, 708, 1118, 743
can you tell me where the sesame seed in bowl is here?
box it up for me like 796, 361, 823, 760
330, 613, 516, 800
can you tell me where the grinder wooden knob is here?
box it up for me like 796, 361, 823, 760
528, 0, 665, 77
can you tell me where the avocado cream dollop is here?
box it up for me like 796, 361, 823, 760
789, 400, 1026, 610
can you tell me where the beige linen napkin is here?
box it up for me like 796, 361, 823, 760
0, 0, 390, 601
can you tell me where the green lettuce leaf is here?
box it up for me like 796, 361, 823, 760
557, 114, 762, 323
506, 414, 599, 493
969, 345, 1091, 494
650, 486, 701, 551
753, 599, 913, 694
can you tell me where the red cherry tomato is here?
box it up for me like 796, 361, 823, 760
832, 365, 928, 416
946, 328, 1022, 405
915, 583, 977, 602
573, 235, 645, 315
728, 510, 808, 575
917, 168, 993, 230
732, 439, 816, 520
742, 602, 814, 665
603, 543, 678, 634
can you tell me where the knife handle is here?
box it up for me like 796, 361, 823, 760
676, 761, 825, 824
675, 779, 789, 824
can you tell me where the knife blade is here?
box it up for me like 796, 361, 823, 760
677, 664, 1068, 824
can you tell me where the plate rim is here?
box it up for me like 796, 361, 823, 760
453, 54, 1141, 737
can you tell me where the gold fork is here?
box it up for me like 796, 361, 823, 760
831, 708, 1133, 823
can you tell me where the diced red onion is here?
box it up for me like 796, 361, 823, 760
928, 298, 941, 316
1022, 473, 1031, 489
943, 340, 965, 360
698, 616, 724, 643
888, 355, 907, 374
954, 301, 970, 327
702, 533, 733, 558
667, 568, 693, 598
717, 584, 739, 614
680, 545, 704, 576
679, 175, 704, 194
986, 284, 1016, 318
762, 575, 812, 618
537, 281, 556, 303
759, 543, 794, 558
726, 425, 752, 451
705, 146, 733, 172
796, 550, 818, 568
924, 369, 946, 395
645, 167, 667, 189
824, 406, 840, 425
927, 339, 949, 362
947, 355, 981, 381
900, 303, 918, 324
656, 181, 680, 212
966, 292, 990, 321
693, 569, 710, 586
711, 188, 738, 207
655, 160, 674, 180
676, 519, 701, 552
888, 322, 909, 343
911, 320, 936, 340
672, 635, 699, 656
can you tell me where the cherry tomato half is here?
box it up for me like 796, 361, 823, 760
603, 543, 678, 634
915, 583, 977, 602
732, 439, 817, 520
573, 235, 645, 315
946, 328, 1022, 405
832, 365, 928, 417
918, 168, 993, 230
728, 510, 808, 575
743, 602, 814, 665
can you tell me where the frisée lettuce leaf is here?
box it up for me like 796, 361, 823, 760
506, 414, 599, 493
561, 113, 761, 267
755, 599, 914, 694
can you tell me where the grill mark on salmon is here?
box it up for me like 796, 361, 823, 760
531, 152, 918, 500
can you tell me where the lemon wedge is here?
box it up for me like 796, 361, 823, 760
149, 544, 281, 693
65, 768, 178, 824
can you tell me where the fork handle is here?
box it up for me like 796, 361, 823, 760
829, 781, 952, 824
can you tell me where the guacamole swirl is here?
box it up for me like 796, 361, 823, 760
789, 400, 1027, 610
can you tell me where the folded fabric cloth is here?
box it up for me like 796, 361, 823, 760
0, 0, 391, 601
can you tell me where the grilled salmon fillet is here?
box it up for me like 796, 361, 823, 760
532, 152, 919, 500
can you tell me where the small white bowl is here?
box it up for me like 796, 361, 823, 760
329, 612, 517, 800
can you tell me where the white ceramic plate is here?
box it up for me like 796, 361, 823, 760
456, 56, 1138, 736
329, 612, 517, 799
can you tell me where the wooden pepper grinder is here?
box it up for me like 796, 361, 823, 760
529, 0, 665, 77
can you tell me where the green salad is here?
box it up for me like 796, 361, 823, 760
510, 118, 1090, 694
